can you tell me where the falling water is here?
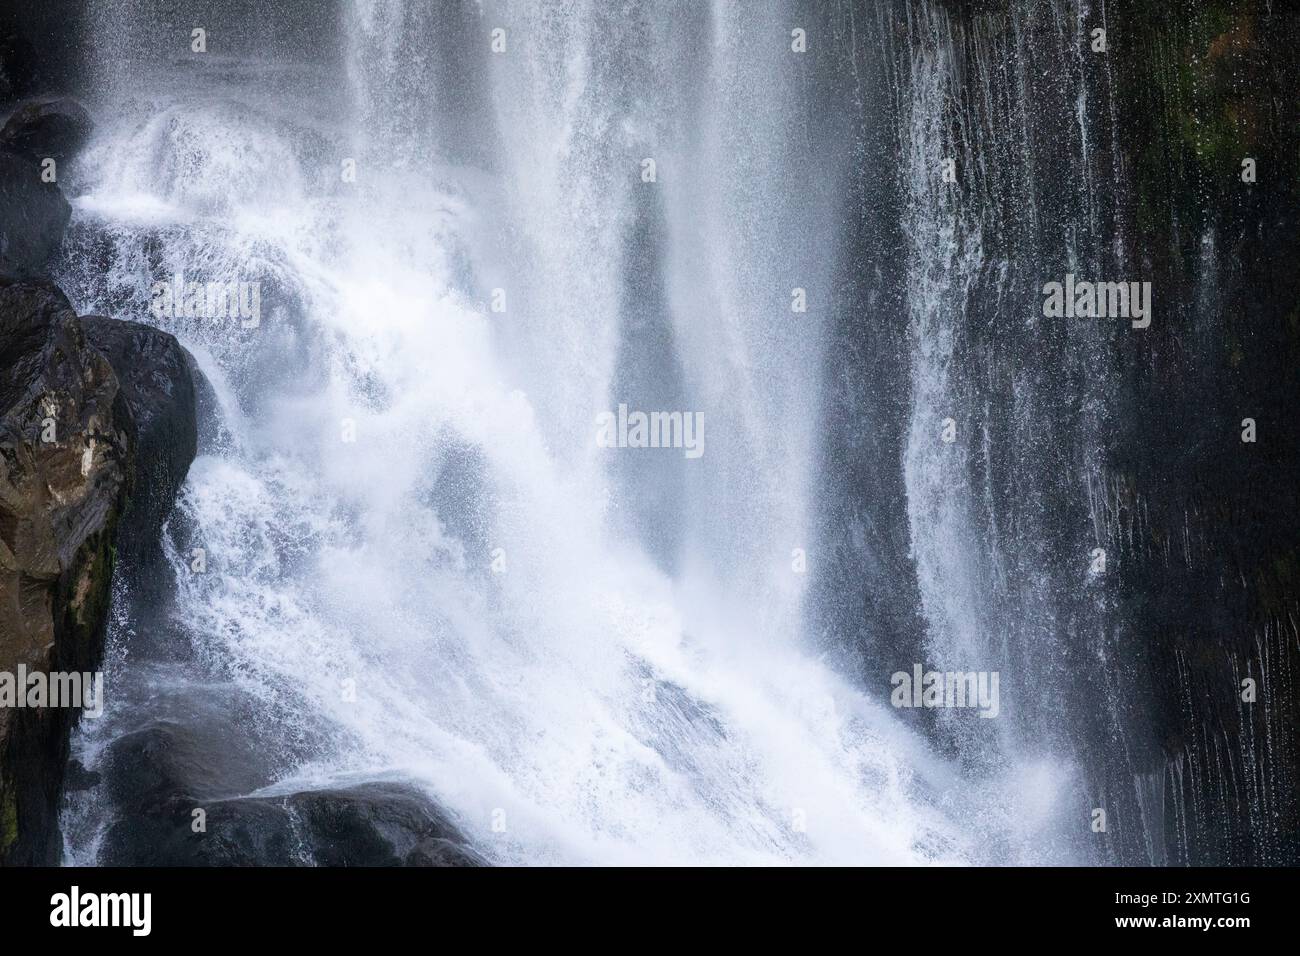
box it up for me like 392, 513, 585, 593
52, 0, 990, 866
41, 0, 1291, 869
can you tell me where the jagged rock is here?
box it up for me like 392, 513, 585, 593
81, 317, 197, 579
0, 279, 198, 865
0, 278, 130, 865
289, 784, 486, 867
0, 149, 69, 278
0, 98, 93, 166
99, 725, 486, 867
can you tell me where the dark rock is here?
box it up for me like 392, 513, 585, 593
809, 0, 1300, 865
62, 758, 99, 792
0, 28, 41, 104
286, 785, 486, 867
0, 3, 85, 105
81, 317, 197, 580
0, 278, 131, 865
0, 279, 199, 865
0, 98, 93, 166
0, 149, 70, 278
99, 725, 485, 867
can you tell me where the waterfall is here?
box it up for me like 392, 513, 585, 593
54, 0, 977, 866
37, 0, 1296, 868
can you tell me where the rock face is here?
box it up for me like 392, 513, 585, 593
0, 280, 197, 864
0, 4, 82, 104
807, 0, 1300, 864
0, 28, 41, 104
0, 279, 130, 864
0, 149, 70, 278
0, 29, 92, 280
80, 317, 198, 583
0, 98, 93, 166
0, 13, 128, 864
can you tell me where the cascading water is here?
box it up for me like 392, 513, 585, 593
52, 0, 990, 866
28, 0, 1292, 870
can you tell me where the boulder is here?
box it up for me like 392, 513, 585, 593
99, 725, 486, 867
0, 149, 70, 278
0, 279, 198, 865
81, 317, 197, 579
0, 278, 131, 864
0, 98, 93, 166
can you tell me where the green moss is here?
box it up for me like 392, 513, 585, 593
1122, 3, 1262, 243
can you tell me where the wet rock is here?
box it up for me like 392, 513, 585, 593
0, 279, 198, 865
813, 0, 1300, 865
0, 3, 84, 105
0, 149, 70, 278
99, 725, 486, 867
81, 317, 197, 580
0, 98, 93, 166
62, 757, 99, 793
0, 278, 131, 865
0, 29, 41, 104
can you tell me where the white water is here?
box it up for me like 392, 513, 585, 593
56, 0, 1001, 865
895, 2, 1084, 863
